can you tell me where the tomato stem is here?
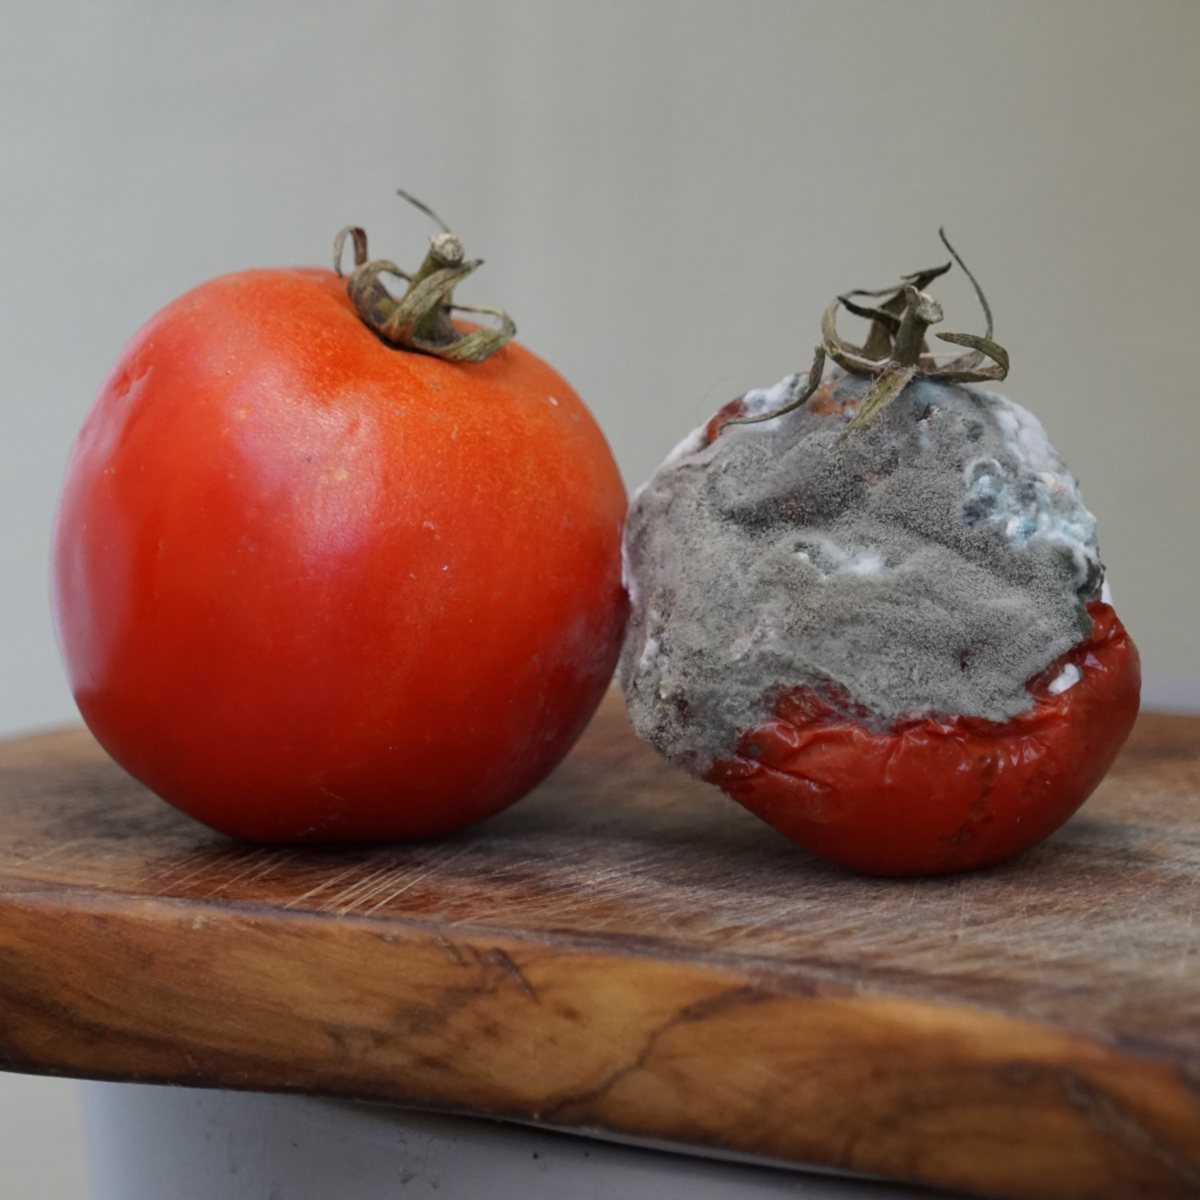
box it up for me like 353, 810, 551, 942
333, 192, 515, 363
890, 287, 944, 367
705, 237, 1012, 439
815, 233, 1012, 435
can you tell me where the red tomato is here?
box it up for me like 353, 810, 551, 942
706, 602, 1140, 876
52, 267, 627, 842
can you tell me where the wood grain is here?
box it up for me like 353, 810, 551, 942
0, 693, 1197, 1198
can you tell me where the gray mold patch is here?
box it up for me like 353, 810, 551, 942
619, 371, 1103, 773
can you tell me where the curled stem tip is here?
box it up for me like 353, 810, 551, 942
396, 189, 453, 234
333, 191, 514, 363
939, 227, 993, 340
825, 231, 1009, 436
729, 233, 1010, 440
717, 344, 827, 435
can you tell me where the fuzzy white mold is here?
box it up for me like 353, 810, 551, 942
620, 371, 1105, 772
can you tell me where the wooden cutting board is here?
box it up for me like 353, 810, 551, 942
0, 693, 1197, 1200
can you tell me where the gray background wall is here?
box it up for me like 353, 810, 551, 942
3, 1, 1198, 1194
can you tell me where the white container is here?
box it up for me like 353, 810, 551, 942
82, 1082, 942, 1199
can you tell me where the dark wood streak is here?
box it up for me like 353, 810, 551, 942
540, 984, 773, 1123
1056, 1070, 1200, 1192
0, 694, 1198, 1199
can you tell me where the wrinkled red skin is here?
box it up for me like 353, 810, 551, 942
700, 390, 1141, 875
707, 603, 1140, 875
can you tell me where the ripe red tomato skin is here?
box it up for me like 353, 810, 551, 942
52, 267, 628, 842
706, 603, 1140, 876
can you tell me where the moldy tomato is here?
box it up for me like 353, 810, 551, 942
52, 197, 627, 842
708, 601, 1139, 876
620, 238, 1140, 876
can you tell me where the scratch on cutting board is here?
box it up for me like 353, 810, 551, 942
15, 837, 86, 868
357, 846, 474, 916
152, 848, 262, 895
338, 864, 434, 916
281, 861, 368, 911
321, 862, 406, 915
197, 849, 302, 899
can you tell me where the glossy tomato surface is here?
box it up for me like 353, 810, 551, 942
52, 268, 628, 842
707, 603, 1140, 876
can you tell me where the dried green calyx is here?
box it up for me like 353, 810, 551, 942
334, 191, 515, 363
829, 231, 1009, 434
726, 230, 1010, 436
